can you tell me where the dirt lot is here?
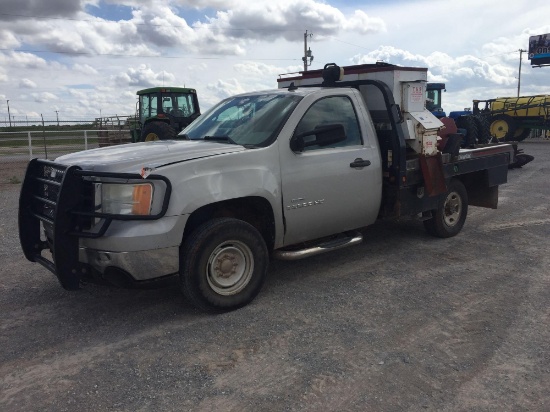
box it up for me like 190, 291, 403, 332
1, 143, 549, 411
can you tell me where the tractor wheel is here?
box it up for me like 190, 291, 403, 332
141, 121, 177, 142
489, 115, 517, 141
455, 115, 479, 147
474, 115, 491, 143
513, 128, 531, 141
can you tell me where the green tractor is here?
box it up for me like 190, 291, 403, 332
133, 87, 200, 142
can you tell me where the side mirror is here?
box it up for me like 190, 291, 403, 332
290, 124, 346, 152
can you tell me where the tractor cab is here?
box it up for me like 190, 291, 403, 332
426, 83, 446, 118
135, 87, 200, 141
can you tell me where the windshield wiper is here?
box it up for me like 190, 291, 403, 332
203, 135, 238, 145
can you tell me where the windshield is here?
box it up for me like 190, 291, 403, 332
426, 89, 442, 111
180, 93, 301, 147
161, 92, 197, 117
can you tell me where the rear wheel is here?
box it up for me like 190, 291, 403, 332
490, 115, 517, 141
141, 121, 177, 142
180, 218, 269, 312
424, 179, 468, 238
474, 114, 491, 143
513, 127, 531, 141
455, 115, 479, 147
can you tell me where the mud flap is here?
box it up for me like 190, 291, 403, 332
419, 153, 447, 197
468, 185, 499, 209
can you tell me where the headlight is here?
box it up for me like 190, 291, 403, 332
99, 183, 153, 215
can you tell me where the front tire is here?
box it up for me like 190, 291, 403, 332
424, 179, 468, 238
180, 218, 269, 312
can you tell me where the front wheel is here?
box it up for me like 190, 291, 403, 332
180, 218, 269, 312
424, 179, 468, 238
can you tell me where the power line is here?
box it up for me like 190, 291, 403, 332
331, 38, 372, 51
0, 47, 299, 60
0, 12, 303, 32
332, 37, 520, 59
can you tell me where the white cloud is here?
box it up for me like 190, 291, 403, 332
345, 10, 386, 35
0, 51, 49, 69
19, 78, 37, 88
112, 65, 177, 87
32, 92, 59, 103
352, 46, 516, 88
0, 29, 20, 48
233, 61, 301, 77
206, 78, 246, 101
72, 63, 99, 75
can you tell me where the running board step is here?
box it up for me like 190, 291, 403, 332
273, 231, 363, 261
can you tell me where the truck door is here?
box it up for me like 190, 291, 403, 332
280, 92, 382, 246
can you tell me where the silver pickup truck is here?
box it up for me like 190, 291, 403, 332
19, 63, 513, 312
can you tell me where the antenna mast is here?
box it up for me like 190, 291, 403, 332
302, 30, 314, 72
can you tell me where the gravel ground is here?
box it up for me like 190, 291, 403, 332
1, 142, 549, 411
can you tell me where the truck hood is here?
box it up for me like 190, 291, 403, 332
55, 140, 247, 173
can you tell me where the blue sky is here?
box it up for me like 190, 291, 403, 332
0, 0, 549, 123
85, 2, 134, 21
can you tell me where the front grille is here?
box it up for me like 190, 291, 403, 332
35, 163, 67, 225
19, 159, 84, 290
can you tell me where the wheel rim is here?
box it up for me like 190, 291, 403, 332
144, 132, 159, 142
206, 240, 254, 296
490, 119, 509, 140
443, 191, 462, 227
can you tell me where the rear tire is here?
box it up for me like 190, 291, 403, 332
489, 115, 517, 141
455, 116, 479, 147
424, 179, 468, 238
513, 128, 531, 141
141, 121, 177, 142
180, 218, 269, 312
474, 114, 491, 143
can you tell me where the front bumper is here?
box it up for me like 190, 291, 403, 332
19, 159, 174, 290
80, 246, 180, 281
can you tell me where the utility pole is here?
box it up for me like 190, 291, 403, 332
517, 49, 527, 97
41, 113, 48, 158
55, 110, 59, 126
302, 30, 314, 72
6, 100, 11, 127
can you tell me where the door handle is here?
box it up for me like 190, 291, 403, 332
350, 158, 371, 168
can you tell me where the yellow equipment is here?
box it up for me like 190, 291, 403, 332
473, 95, 550, 141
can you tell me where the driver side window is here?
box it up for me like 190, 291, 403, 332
294, 96, 362, 151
